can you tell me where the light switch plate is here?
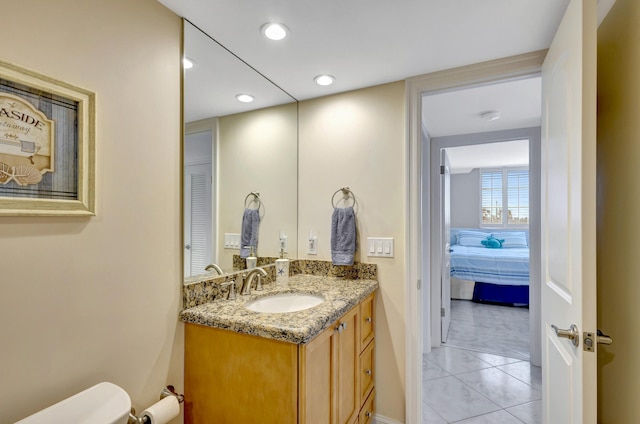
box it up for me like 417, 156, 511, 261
224, 233, 241, 249
366, 237, 394, 258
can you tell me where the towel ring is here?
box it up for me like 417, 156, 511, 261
331, 186, 358, 212
244, 191, 265, 217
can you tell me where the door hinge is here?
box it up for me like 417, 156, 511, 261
417, 279, 421, 290
440, 165, 445, 175
441, 307, 445, 317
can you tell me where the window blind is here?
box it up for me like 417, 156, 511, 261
481, 168, 529, 227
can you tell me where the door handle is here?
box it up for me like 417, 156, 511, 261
551, 324, 579, 347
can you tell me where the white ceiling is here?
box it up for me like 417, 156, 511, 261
159, 0, 570, 109
184, 23, 295, 121
446, 140, 529, 174
422, 77, 542, 138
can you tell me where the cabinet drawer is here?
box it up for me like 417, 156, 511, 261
359, 340, 375, 403
358, 389, 375, 424
360, 294, 375, 350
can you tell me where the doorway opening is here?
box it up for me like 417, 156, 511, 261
442, 140, 531, 359
421, 76, 543, 423
421, 76, 541, 358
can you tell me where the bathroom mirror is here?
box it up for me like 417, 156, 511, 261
183, 20, 298, 279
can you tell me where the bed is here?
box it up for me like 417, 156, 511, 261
450, 229, 530, 306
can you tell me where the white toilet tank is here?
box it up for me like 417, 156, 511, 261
16, 382, 131, 424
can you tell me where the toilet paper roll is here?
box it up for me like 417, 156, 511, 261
141, 396, 180, 424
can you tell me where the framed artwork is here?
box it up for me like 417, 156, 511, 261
0, 60, 95, 216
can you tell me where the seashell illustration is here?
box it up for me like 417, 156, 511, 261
0, 162, 10, 184
12, 164, 43, 186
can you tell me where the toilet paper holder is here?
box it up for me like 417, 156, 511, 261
128, 385, 184, 424
160, 385, 184, 404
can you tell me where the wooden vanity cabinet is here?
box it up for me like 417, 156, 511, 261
300, 306, 359, 424
300, 291, 376, 424
184, 293, 375, 424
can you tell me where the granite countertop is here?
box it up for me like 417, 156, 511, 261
179, 274, 378, 345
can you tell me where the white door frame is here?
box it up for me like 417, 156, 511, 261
440, 149, 452, 344
404, 50, 547, 423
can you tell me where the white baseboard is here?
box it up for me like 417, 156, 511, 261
375, 414, 404, 424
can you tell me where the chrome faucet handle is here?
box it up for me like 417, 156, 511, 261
240, 273, 251, 295
254, 274, 263, 291
220, 280, 236, 300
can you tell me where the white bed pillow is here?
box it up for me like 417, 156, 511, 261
491, 231, 528, 248
457, 230, 490, 247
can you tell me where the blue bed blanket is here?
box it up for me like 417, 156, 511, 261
450, 245, 530, 286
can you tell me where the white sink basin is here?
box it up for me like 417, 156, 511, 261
245, 293, 325, 313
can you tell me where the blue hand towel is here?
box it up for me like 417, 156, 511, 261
331, 206, 357, 266
240, 208, 260, 258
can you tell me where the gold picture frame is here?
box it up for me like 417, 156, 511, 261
0, 60, 95, 216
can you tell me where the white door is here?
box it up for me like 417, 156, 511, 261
184, 164, 213, 277
441, 149, 452, 342
541, 0, 597, 422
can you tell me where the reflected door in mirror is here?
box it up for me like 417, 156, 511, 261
184, 131, 214, 277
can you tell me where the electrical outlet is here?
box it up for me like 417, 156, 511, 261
308, 236, 318, 255
279, 235, 288, 253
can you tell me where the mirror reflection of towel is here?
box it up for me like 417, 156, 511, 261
240, 208, 260, 258
331, 206, 356, 266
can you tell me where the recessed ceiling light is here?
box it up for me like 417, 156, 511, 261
261, 23, 289, 41
314, 75, 335, 86
236, 94, 255, 103
183, 57, 194, 69
480, 111, 501, 121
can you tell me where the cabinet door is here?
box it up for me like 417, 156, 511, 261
300, 324, 335, 424
185, 324, 297, 424
336, 307, 359, 424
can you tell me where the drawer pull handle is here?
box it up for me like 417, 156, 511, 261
365, 369, 372, 376
365, 411, 373, 418
335, 322, 347, 333
365, 317, 372, 323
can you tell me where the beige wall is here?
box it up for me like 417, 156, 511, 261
218, 103, 298, 267
298, 81, 407, 421
597, 0, 640, 422
0, 1, 183, 423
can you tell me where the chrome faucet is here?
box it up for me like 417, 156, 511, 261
241, 267, 268, 295
205, 263, 224, 275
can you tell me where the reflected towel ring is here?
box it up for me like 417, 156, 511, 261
331, 186, 358, 213
244, 191, 265, 217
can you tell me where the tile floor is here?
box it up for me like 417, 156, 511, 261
445, 300, 530, 361
423, 300, 542, 423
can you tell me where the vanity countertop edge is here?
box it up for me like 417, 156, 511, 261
179, 274, 379, 345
